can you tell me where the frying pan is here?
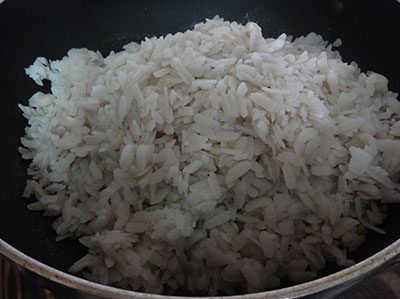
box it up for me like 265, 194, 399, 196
0, 0, 400, 298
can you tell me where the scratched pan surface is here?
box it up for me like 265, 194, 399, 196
0, 0, 399, 295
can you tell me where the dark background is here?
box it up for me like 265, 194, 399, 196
0, 0, 399, 293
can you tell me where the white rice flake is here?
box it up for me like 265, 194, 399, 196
282, 163, 297, 189
19, 16, 399, 296
345, 147, 373, 179
225, 161, 252, 187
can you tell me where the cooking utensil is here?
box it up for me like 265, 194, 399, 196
0, 0, 399, 297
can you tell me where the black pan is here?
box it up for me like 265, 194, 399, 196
0, 0, 399, 297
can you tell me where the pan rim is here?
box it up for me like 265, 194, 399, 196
1, 237, 400, 298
